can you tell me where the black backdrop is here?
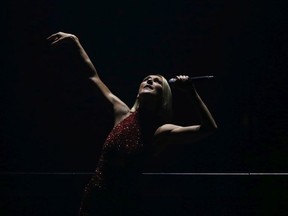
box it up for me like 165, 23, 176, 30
1, 0, 288, 215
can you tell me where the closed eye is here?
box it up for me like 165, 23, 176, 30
142, 76, 163, 85
154, 78, 162, 84
143, 77, 149, 82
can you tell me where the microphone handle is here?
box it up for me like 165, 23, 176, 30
169, 75, 214, 84
189, 75, 214, 81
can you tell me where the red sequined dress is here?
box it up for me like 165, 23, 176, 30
79, 111, 151, 216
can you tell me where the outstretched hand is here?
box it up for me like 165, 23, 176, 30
46, 32, 80, 47
46, 32, 97, 78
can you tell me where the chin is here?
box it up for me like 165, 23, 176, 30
140, 90, 157, 96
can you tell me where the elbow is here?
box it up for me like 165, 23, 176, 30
210, 122, 218, 132
208, 119, 218, 132
208, 125, 218, 135
201, 123, 218, 135
213, 122, 218, 130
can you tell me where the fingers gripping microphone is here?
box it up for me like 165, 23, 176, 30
168, 75, 214, 84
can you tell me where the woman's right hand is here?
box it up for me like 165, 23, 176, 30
46, 31, 97, 78
46, 32, 80, 47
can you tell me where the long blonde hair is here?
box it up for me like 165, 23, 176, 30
130, 75, 173, 124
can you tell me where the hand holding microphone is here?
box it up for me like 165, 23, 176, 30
168, 75, 214, 96
168, 75, 214, 85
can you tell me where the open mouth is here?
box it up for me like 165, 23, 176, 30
144, 85, 153, 89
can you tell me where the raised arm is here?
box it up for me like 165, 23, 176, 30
47, 32, 130, 122
155, 75, 217, 147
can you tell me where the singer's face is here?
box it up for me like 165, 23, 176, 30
138, 75, 163, 98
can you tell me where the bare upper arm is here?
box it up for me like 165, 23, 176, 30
154, 123, 214, 147
89, 76, 130, 123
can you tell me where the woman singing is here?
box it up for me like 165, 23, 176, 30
47, 32, 217, 216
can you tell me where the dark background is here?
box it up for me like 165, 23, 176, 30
1, 0, 288, 215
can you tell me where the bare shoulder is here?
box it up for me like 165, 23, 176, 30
113, 98, 130, 126
110, 94, 130, 114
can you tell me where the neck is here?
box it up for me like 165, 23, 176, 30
138, 96, 161, 113
137, 106, 161, 128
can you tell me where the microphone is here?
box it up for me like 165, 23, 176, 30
168, 75, 214, 84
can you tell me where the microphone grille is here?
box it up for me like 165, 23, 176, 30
168, 78, 177, 83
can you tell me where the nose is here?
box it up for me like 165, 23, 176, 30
147, 78, 153, 85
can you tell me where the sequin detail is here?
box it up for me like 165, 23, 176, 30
80, 111, 145, 215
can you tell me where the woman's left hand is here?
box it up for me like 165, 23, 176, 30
171, 75, 195, 91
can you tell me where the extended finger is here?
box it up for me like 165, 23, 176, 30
46, 33, 59, 40
46, 32, 64, 41
176, 75, 189, 81
50, 37, 64, 45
